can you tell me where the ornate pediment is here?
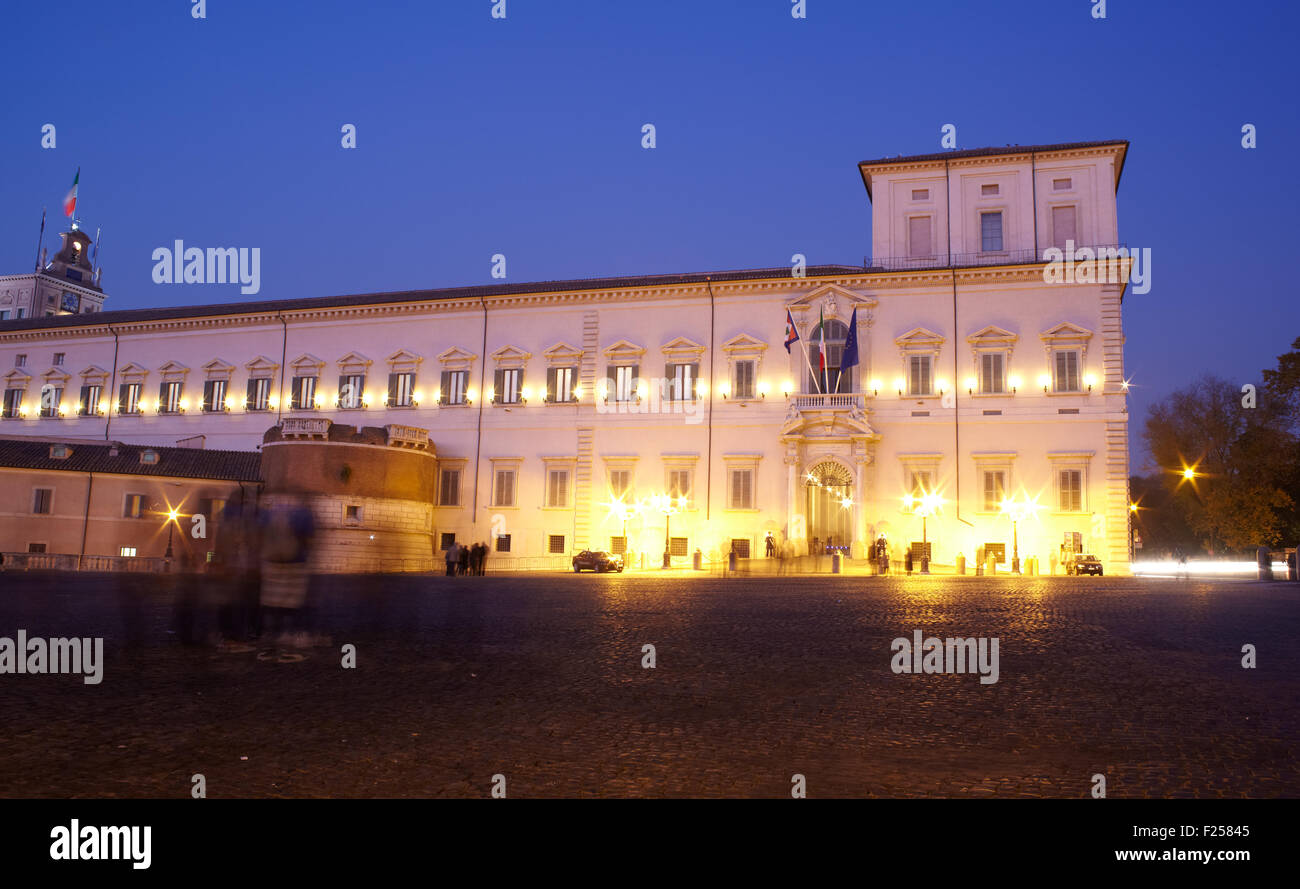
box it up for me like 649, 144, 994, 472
721, 333, 768, 354
895, 326, 945, 352
543, 342, 584, 364
1039, 321, 1093, 344
602, 339, 645, 360
490, 345, 533, 367
966, 325, 1018, 348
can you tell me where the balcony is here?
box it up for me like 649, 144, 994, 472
790, 393, 865, 409
863, 243, 1127, 272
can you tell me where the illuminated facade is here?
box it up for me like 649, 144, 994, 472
0, 141, 1133, 572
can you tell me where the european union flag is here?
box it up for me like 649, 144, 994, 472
841, 306, 860, 370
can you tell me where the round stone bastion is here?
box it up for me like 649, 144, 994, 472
261, 419, 436, 573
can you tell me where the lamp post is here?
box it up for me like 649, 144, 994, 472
901, 490, 943, 574
164, 507, 179, 560
999, 496, 1040, 575
653, 494, 686, 569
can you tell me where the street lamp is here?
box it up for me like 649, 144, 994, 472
603, 496, 641, 565
901, 490, 943, 573
164, 507, 180, 559
999, 496, 1041, 574
651, 494, 687, 568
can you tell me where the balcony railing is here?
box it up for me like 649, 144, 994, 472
790, 393, 864, 409
863, 243, 1127, 272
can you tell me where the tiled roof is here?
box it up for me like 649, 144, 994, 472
0, 265, 866, 334
0, 437, 262, 482
857, 140, 1128, 168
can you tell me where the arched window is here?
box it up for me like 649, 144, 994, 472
806, 319, 853, 394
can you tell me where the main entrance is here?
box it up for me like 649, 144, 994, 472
805, 460, 853, 550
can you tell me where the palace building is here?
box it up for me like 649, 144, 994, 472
0, 140, 1134, 573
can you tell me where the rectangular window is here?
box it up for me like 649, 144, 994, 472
546, 469, 570, 508
908, 470, 933, 498
1053, 350, 1080, 392
344, 505, 362, 523
39, 386, 62, 418
32, 488, 53, 514
548, 535, 566, 554
729, 468, 754, 509
440, 533, 457, 550
1059, 470, 1083, 512
610, 536, 626, 555
908, 216, 933, 258
16, 309, 26, 320
246, 377, 271, 411
27, 542, 46, 553
1051, 205, 1077, 249
733, 359, 756, 399
495, 534, 511, 552
15, 354, 26, 367
388, 372, 415, 407
119, 546, 137, 558
670, 537, 689, 557
440, 370, 468, 405
438, 468, 461, 507
124, 493, 145, 519
1052, 177, 1072, 191
202, 379, 227, 412
981, 184, 999, 196
982, 471, 1007, 512
158, 381, 182, 413
494, 367, 522, 404
79, 384, 102, 416
291, 376, 318, 410
0, 311, 9, 321
731, 539, 751, 559
667, 469, 691, 501
2, 388, 22, 418
612, 365, 638, 402
609, 469, 631, 499
547, 366, 576, 403
911, 188, 929, 201
907, 356, 932, 396
493, 468, 516, 507
667, 362, 698, 401
118, 383, 142, 415
979, 353, 1005, 394
53, 353, 65, 366
338, 374, 365, 409
980, 211, 1003, 252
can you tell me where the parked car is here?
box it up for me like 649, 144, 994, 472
1066, 553, 1103, 576
572, 550, 624, 573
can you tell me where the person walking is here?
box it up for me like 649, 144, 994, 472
476, 541, 490, 575
445, 541, 459, 577
458, 541, 470, 576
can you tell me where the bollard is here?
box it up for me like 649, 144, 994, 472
832, 551, 842, 574
986, 554, 997, 576
693, 549, 702, 571
955, 553, 966, 575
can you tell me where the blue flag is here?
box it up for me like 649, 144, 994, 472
841, 306, 860, 371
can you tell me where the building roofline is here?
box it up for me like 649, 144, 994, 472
857, 140, 1129, 200
0, 264, 866, 334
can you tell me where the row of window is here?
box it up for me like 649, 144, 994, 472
905, 467, 1087, 514
906, 188, 1080, 259
436, 464, 757, 511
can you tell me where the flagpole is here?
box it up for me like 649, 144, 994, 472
34, 207, 46, 273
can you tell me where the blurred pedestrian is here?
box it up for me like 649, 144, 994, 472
259, 496, 320, 655
458, 542, 469, 576
444, 541, 459, 576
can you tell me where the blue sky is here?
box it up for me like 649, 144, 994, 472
1, 0, 1296, 467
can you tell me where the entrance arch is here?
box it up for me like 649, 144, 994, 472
805, 460, 854, 551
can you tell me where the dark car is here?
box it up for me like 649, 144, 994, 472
572, 550, 624, 573
1067, 553, 1103, 576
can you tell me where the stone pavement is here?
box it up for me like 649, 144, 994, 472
0, 571, 1296, 798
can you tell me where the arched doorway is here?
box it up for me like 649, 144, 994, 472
805, 460, 854, 552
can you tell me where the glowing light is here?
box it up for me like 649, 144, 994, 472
936, 378, 949, 393
1182, 468, 1195, 480
413, 389, 423, 403
893, 377, 906, 393
466, 387, 478, 403
758, 380, 771, 396
782, 380, 795, 395
868, 378, 881, 394
696, 381, 708, 397
719, 382, 731, 398
268, 395, 279, 409
1084, 373, 1097, 390
1037, 373, 1052, 390
1008, 374, 1022, 391
1133, 559, 1290, 577
166, 507, 179, 523
1129, 502, 1139, 512
965, 376, 978, 391
179, 398, 190, 411
223, 396, 234, 411
520, 385, 533, 401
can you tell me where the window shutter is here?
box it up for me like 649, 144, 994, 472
439, 371, 451, 404
387, 373, 399, 406
118, 384, 129, 413
909, 216, 932, 257
246, 379, 257, 408
201, 380, 213, 411
158, 382, 168, 406
79, 386, 91, 415
545, 367, 557, 402
1052, 206, 1077, 248
630, 365, 640, 398
493, 369, 504, 404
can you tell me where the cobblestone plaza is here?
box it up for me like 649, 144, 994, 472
0, 572, 1295, 798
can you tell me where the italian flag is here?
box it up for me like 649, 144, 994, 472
63, 169, 79, 218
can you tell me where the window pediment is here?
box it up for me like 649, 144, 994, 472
337, 351, 372, 375
721, 333, 768, 355
661, 336, 706, 361
895, 326, 945, 353
490, 345, 532, 368
603, 340, 645, 361
289, 353, 325, 374
203, 358, 235, 380
1040, 322, 1093, 345
387, 349, 423, 373
41, 367, 71, 385
79, 365, 109, 384
158, 361, 190, 382
245, 355, 279, 377
3, 368, 32, 387
118, 362, 149, 383
966, 325, 1018, 349
543, 342, 584, 365
437, 347, 478, 370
